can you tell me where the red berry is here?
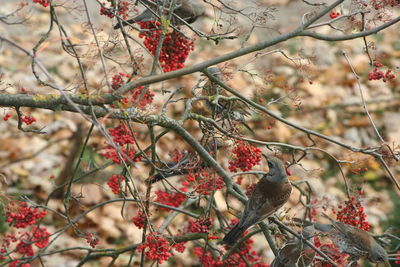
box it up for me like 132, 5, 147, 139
3, 113, 11, 121
329, 11, 340, 19
33, 0, 50, 7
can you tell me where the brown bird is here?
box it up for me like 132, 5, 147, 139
270, 226, 316, 267
223, 157, 292, 245
114, 0, 205, 29
313, 213, 390, 266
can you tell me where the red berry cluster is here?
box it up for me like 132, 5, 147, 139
130, 85, 155, 108
224, 247, 268, 267
21, 115, 36, 125
100, 5, 113, 18
169, 149, 187, 163
31, 226, 51, 248
111, 72, 129, 90
33, 0, 50, 7
155, 188, 187, 211
137, 232, 172, 264
394, 250, 400, 264
228, 141, 262, 172
193, 247, 223, 267
368, 63, 396, 82
184, 170, 224, 195
187, 217, 212, 233
15, 233, 35, 256
17, 261, 32, 267
329, 11, 340, 19
100, 0, 130, 19
311, 192, 371, 266
192, 219, 268, 266
109, 124, 135, 145
336, 190, 370, 231
1, 202, 50, 266
132, 210, 146, 229
107, 174, 125, 194
137, 21, 195, 72
6, 202, 47, 228
313, 238, 348, 267
117, 1, 129, 19
101, 147, 137, 164
84, 233, 99, 248
3, 113, 11, 121
172, 242, 186, 253
12, 227, 50, 257
0, 248, 5, 260
220, 219, 268, 266
101, 123, 141, 164
9, 260, 30, 267
310, 198, 319, 221
110, 73, 155, 109
245, 183, 256, 197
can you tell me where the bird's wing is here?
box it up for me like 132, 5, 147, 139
260, 180, 292, 217
322, 215, 372, 253
239, 187, 266, 228
245, 179, 291, 223
175, 0, 203, 23
134, 9, 157, 23
340, 223, 373, 252
273, 241, 315, 267
277, 243, 299, 266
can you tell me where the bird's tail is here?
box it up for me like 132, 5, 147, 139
223, 224, 246, 245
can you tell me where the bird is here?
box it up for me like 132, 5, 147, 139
311, 213, 390, 266
270, 226, 316, 267
223, 157, 292, 245
113, 0, 205, 29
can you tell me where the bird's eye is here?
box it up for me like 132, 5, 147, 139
267, 161, 273, 169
